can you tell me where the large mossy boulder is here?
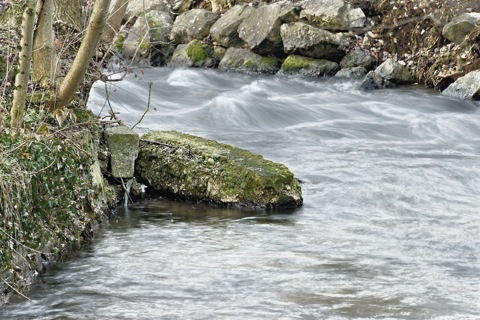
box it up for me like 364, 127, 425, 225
218, 47, 278, 74
280, 22, 348, 61
238, 1, 296, 55
442, 70, 480, 100
170, 9, 218, 44
209, 5, 253, 48
279, 54, 339, 77
442, 13, 480, 45
136, 131, 303, 208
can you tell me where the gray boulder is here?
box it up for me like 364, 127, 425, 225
340, 48, 376, 70
170, 9, 218, 44
210, 5, 253, 47
238, 1, 296, 55
218, 47, 278, 74
119, 4, 174, 64
121, 15, 151, 59
278, 54, 339, 77
280, 22, 348, 61
136, 130, 303, 208
442, 70, 480, 100
335, 66, 367, 78
299, 0, 366, 31
148, 10, 175, 66
359, 70, 394, 90
124, 0, 170, 20
168, 40, 216, 68
442, 13, 480, 45
374, 58, 414, 84
171, 0, 191, 14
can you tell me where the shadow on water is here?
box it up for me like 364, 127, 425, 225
113, 197, 300, 228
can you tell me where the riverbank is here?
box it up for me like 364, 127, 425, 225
0, 112, 117, 305
117, 0, 480, 97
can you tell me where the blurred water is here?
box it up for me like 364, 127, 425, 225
2, 68, 480, 319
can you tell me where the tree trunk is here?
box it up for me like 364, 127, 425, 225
102, 0, 128, 44
47, 0, 112, 111
54, 0, 82, 31
32, 0, 57, 87
10, 0, 37, 128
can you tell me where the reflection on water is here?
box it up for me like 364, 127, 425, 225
1, 68, 480, 319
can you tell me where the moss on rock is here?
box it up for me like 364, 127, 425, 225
281, 55, 312, 71
186, 39, 209, 64
136, 130, 303, 208
280, 54, 339, 77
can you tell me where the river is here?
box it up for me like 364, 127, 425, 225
2, 68, 480, 319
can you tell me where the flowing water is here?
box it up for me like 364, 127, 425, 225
2, 68, 480, 319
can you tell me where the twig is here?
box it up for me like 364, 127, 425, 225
131, 81, 152, 130
1, 279, 34, 303
140, 139, 175, 149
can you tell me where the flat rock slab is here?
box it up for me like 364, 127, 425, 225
136, 130, 303, 208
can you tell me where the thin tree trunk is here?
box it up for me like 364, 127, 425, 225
47, 0, 112, 111
32, 0, 57, 87
10, 0, 38, 128
54, 0, 82, 31
102, 0, 128, 44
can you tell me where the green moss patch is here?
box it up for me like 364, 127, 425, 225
186, 39, 209, 64
281, 55, 313, 72
136, 130, 303, 208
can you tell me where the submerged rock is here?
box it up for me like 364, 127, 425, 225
442, 70, 480, 100
136, 131, 303, 208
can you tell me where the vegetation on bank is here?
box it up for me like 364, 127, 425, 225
0, 0, 120, 304
366, 0, 480, 90
0, 113, 111, 303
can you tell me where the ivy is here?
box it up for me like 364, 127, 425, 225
0, 122, 103, 300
